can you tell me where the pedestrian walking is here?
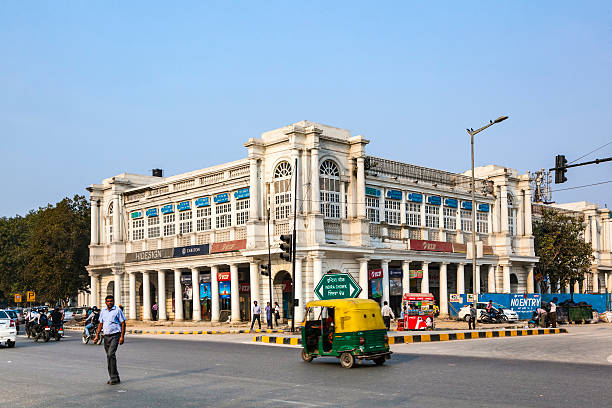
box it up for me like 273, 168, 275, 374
549, 298, 557, 328
94, 295, 126, 385
250, 301, 261, 330
274, 302, 281, 327
468, 303, 477, 330
152, 302, 158, 321
381, 301, 395, 330
265, 302, 273, 329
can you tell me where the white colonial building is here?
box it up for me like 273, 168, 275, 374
532, 201, 612, 294
82, 121, 538, 322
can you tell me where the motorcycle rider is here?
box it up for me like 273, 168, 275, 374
50, 306, 63, 330
84, 306, 100, 337
486, 300, 495, 319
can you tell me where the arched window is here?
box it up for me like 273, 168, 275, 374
274, 161, 292, 220
507, 193, 516, 236
106, 202, 114, 243
320, 160, 340, 219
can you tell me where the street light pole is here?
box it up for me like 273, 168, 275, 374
466, 116, 508, 311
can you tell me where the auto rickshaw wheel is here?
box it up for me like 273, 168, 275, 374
301, 348, 313, 362
373, 356, 386, 366
340, 352, 355, 369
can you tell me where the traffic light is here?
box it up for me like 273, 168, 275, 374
555, 155, 568, 184
260, 263, 270, 276
279, 234, 293, 262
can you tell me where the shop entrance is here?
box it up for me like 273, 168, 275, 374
274, 270, 293, 320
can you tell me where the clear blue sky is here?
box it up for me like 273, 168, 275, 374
2, 1, 611, 217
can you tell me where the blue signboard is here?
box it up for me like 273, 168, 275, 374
461, 201, 472, 210
444, 198, 458, 208
234, 188, 250, 200
448, 293, 541, 319
427, 196, 441, 205
161, 204, 174, 214
219, 281, 231, 299
365, 187, 381, 197
130, 210, 143, 219
146, 208, 158, 217
177, 201, 191, 212
407, 193, 423, 203
386, 189, 402, 200
389, 269, 402, 278
199, 282, 211, 299
542, 293, 611, 313
478, 203, 490, 212
195, 197, 210, 208
214, 193, 229, 204
173, 244, 210, 258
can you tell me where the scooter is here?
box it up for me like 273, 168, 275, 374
479, 309, 508, 324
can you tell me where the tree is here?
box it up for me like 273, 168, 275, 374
0, 214, 32, 303
22, 195, 91, 305
533, 207, 594, 294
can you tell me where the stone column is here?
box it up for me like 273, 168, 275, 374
173, 270, 184, 321
113, 269, 123, 306
90, 200, 99, 245
439, 262, 448, 316
249, 158, 259, 220
311, 148, 320, 214
457, 263, 465, 294
526, 264, 534, 293
142, 271, 151, 321
381, 260, 390, 305
421, 261, 429, 293
500, 186, 509, 233
340, 182, 347, 219
211, 266, 220, 322
158, 270, 167, 320
402, 260, 410, 295
358, 258, 369, 299
356, 157, 366, 218
607, 272, 612, 293
112, 194, 121, 242
592, 269, 599, 294
313, 256, 324, 298
524, 188, 533, 236
488, 265, 496, 293
294, 256, 304, 323
517, 190, 525, 236
502, 264, 510, 294
128, 271, 136, 320
491, 187, 499, 234
249, 261, 260, 306
475, 264, 481, 294
191, 268, 201, 321
89, 274, 99, 308
230, 263, 240, 322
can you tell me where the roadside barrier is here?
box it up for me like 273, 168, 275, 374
253, 328, 567, 345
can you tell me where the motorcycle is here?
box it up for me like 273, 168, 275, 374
33, 324, 51, 342
479, 309, 508, 324
50, 324, 64, 341
82, 326, 102, 345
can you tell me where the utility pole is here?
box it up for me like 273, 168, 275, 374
266, 208, 272, 327
291, 157, 298, 333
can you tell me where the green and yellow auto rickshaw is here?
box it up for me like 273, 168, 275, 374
301, 299, 392, 368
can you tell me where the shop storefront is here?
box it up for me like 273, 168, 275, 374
218, 271, 231, 320
368, 268, 383, 304
389, 269, 403, 316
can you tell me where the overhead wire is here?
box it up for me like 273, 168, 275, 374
550, 180, 612, 192
568, 140, 612, 164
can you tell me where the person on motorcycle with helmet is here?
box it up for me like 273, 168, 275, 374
84, 306, 100, 337
50, 306, 63, 330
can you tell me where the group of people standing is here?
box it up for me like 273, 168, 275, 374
250, 301, 281, 330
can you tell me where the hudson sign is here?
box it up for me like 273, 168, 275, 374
409, 239, 453, 253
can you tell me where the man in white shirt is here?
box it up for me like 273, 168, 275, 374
250, 301, 262, 330
549, 298, 557, 328
381, 301, 395, 330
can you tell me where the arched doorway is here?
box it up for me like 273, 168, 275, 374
510, 273, 519, 293
106, 281, 114, 298
273, 270, 293, 320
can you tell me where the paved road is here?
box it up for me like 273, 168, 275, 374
3, 327, 611, 408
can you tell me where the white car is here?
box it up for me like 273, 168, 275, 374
0, 310, 17, 348
457, 302, 519, 322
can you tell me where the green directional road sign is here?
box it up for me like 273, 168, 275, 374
314, 273, 362, 300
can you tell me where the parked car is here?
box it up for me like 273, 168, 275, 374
5, 310, 20, 333
0, 310, 17, 348
457, 302, 519, 322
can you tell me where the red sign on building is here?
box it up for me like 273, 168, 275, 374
217, 271, 231, 282
369, 268, 383, 280
239, 283, 250, 293
210, 239, 247, 254
409, 239, 453, 253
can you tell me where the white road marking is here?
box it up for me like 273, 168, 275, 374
267, 399, 328, 407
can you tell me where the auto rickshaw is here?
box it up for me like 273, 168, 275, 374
301, 299, 392, 368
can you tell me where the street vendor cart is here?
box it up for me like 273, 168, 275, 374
398, 293, 435, 330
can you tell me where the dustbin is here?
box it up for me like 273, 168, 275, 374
581, 305, 593, 321
568, 306, 582, 322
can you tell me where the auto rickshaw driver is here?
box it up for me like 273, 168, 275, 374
322, 307, 335, 352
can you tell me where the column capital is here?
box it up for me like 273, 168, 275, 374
439, 261, 448, 266
458, 262, 467, 266
380, 259, 390, 266
402, 259, 411, 266
294, 254, 306, 261
356, 257, 370, 263
112, 267, 124, 275
422, 261, 430, 265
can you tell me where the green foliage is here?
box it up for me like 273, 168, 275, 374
0, 195, 90, 305
533, 208, 594, 290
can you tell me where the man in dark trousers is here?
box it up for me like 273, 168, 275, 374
468, 303, 477, 330
250, 300, 261, 330
94, 295, 126, 385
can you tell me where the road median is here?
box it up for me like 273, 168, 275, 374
253, 328, 568, 345
64, 326, 285, 335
